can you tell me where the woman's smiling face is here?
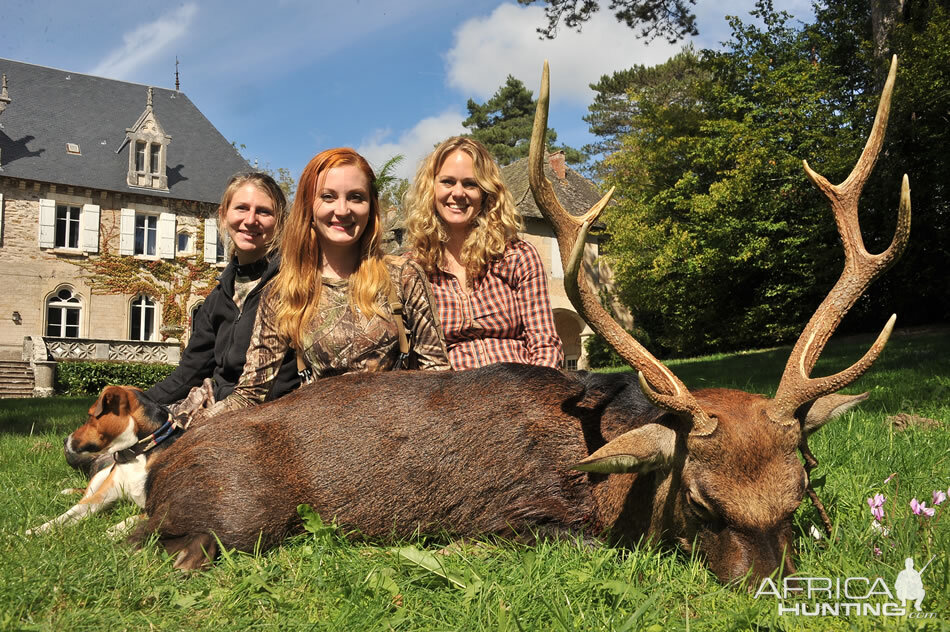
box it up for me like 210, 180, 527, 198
434, 150, 483, 233
311, 164, 372, 254
223, 183, 277, 264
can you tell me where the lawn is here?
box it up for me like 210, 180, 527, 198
1, 328, 948, 631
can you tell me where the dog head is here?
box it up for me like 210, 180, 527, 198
64, 386, 167, 475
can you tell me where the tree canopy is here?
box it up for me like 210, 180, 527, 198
463, 75, 586, 166
518, 0, 697, 42
592, 0, 949, 356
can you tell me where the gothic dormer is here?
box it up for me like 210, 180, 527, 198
125, 87, 171, 190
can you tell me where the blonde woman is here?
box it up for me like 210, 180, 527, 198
146, 172, 299, 409
197, 148, 449, 421
406, 136, 563, 370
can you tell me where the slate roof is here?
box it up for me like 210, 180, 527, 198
0, 58, 249, 204
501, 153, 607, 220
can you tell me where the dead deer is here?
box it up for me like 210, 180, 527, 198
134, 57, 909, 583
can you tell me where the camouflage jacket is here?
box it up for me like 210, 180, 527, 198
202, 257, 450, 419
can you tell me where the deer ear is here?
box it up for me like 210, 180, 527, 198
574, 424, 676, 474
800, 392, 869, 435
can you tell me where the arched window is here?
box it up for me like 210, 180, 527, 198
130, 295, 156, 341
177, 230, 193, 255
46, 287, 82, 338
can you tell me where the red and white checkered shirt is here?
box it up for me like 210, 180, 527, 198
426, 239, 564, 370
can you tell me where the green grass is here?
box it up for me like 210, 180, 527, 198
1, 329, 948, 631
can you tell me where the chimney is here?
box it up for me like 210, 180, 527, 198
548, 151, 566, 180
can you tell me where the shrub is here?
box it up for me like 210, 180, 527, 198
55, 360, 176, 396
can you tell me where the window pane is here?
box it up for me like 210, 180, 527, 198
135, 215, 158, 256
56, 207, 67, 247
131, 296, 155, 341
55, 206, 80, 248
47, 308, 62, 336
135, 215, 145, 254
64, 308, 80, 338
146, 216, 156, 256
150, 144, 161, 175
143, 302, 154, 341
135, 142, 146, 171
68, 210, 79, 249
131, 302, 141, 340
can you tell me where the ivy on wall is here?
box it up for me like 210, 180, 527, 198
70, 215, 221, 340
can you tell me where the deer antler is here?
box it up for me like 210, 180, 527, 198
529, 61, 716, 435
767, 55, 911, 425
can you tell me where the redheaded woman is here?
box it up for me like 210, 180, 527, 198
198, 148, 449, 420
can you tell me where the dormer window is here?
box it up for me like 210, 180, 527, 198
125, 87, 171, 190
135, 141, 146, 171
150, 144, 161, 175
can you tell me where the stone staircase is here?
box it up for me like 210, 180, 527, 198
0, 361, 35, 398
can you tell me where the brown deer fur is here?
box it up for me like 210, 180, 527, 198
134, 365, 862, 581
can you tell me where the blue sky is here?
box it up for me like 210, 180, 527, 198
3, 0, 813, 183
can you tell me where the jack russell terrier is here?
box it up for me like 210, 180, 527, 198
27, 385, 180, 536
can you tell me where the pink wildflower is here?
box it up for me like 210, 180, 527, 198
867, 494, 886, 522
873, 547, 882, 557
910, 498, 936, 517
883, 473, 897, 484
934, 490, 947, 506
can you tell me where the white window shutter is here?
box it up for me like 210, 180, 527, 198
81, 204, 100, 253
39, 198, 56, 248
119, 208, 135, 255
158, 212, 176, 259
203, 218, 218, 263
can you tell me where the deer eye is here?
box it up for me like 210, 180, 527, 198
685, 489, 716, 520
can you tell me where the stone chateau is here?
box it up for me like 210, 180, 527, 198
0, 58, 249, 394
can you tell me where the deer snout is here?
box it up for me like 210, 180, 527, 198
704, 526, 794, 588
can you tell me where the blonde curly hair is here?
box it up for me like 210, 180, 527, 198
405, 136, 523, 283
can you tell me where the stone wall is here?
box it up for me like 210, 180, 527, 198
0, 176, 216, 359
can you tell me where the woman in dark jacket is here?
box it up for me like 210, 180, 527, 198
145, 172, 298, 412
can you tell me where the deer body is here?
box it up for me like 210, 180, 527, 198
140, 366, 654, 556
137, 365, 860, 579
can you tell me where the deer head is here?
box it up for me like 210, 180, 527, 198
529, 57, 910, 583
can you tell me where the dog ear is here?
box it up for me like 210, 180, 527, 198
95, 386, 130, 418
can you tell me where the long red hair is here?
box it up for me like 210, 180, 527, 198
273, 148, 390, 350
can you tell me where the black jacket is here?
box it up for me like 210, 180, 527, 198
146, 253, 299, 404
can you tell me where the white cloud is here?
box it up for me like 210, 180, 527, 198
357, 110, 467, 181
89, 4, 198, 79
445, 3, 681, 106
